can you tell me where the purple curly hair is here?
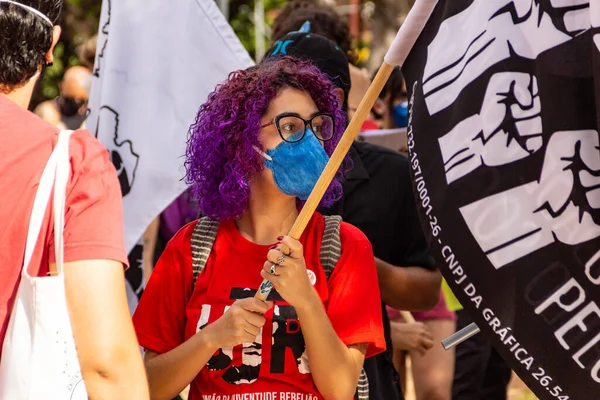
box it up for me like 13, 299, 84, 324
185, 56, 351, 220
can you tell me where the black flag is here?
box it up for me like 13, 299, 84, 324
402, 0, 599, 398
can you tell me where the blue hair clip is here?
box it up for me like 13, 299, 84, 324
299, 21, 311, 33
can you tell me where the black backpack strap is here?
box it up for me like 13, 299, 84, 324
191, 216, 219, 289
319, 215, 369, 400
320, 215, 342, 281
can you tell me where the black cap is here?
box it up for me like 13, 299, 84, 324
264, 32, 351, 98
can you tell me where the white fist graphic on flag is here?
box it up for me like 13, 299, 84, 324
460, 129, 600, 269
438, 72, 543, 184
423, 0, 591, 115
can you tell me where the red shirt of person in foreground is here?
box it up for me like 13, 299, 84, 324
0, 96, 128, 355
133, 57, 385, 400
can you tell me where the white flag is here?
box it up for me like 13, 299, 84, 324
88, 0, 254, 252
400, 1, 599, 399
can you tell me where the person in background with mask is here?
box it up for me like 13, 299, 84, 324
379, 68, 408, 130
0, 0, 149, 398
34, 65, 91, 130
367, 67, 410, 152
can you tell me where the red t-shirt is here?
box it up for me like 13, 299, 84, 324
133, 212, 385, 400
0, 96, 128, 356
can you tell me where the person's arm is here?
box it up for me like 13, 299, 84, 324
142, 217, 160, 283
381, 156, 442, 311
261, 233, 384, 400
142, 335, 215, 400
376, 258, 441, 311
55, 134, 151, 398
140, 298, 270, 400
63, 260, 149, 400
295, 292, 367, 400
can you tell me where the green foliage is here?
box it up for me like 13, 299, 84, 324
30, 0, 101, 109
229, 0, 287, 60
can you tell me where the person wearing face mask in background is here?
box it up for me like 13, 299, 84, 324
34, 65, 91, 130
391, 102, 409, 129
370, 68, 409, 151
374, 68, 408, 130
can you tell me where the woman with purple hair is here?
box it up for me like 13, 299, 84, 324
133, 56, 385, 400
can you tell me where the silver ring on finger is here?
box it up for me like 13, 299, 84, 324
270, 263, 277, 275
277, 255, 286, 265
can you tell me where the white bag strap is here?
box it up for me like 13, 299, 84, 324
22, 130, 73, 277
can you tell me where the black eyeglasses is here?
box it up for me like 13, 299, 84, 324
261, 112, 335, 143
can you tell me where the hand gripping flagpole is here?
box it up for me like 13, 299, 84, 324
255, 0, 440, 302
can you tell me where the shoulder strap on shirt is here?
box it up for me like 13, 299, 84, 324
191, 216, 219, 288
319, 215, 369, 400
191, 215, 344, 286
320, 215, 342, 281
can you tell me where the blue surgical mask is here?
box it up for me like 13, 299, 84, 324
254, 130, 329, 200
392, 100, 409, 128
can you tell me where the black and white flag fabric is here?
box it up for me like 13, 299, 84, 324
401, 0, 599, 398
87, 0, 253, 254
87, 0, 253, 312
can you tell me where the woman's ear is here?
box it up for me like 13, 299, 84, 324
45, 26, 62, 65
333, 87, 345, 107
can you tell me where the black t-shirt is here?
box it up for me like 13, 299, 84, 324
324, 140, 435, 400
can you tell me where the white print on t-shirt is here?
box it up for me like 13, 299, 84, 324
196, 290, 310, 385
202, 391, 320, 400
272, 305, 310, 374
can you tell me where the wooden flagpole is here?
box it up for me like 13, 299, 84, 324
255, 0, 439, 301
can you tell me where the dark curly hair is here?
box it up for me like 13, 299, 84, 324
185, 56, 351, 221
271, 0, 356, 64
0, 0, 62, 93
